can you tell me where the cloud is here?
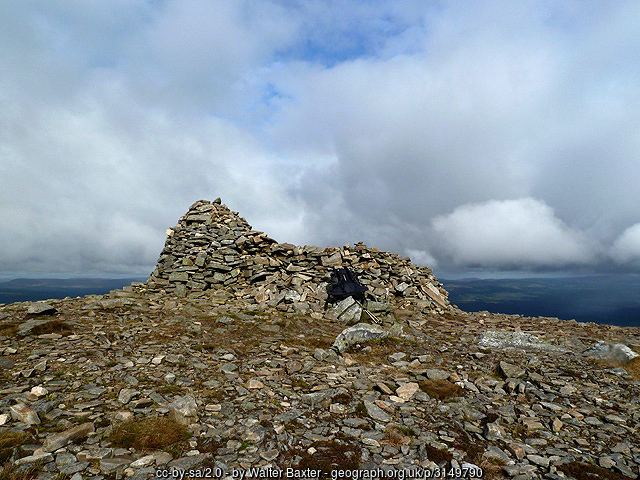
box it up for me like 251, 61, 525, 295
2, 2, 640, 276
431, 198, 595, 268
406, 249, 438, 268
0, 73, 306, 276
125, 0, 298, 111
264, 13, 572, 234
265, 1, 640, 247
610, 224, 640, 267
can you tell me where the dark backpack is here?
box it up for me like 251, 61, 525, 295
327, 267, 368, 302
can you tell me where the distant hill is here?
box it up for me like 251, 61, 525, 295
442, 274, 640, 327
0, 277, 147, 304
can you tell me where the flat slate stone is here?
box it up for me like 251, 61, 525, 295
169, 395, 198, 425
100, 457, 133, 474
395, 382, 420, 399
425, 368, 449, 380
18, 318, 52, 335
58, 461, 90, 475
41, 422, 95, 452
14, 452, 54, 466
364, 401, 391, 422
10, 403, 40, 425
168, 454, 208, 471
499, 361, 526, 378
0, 356, 15, 369
27, 302, 57, 315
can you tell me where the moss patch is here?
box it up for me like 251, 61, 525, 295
354, 402, 367, 417
347, 336, 417, 365
157, 384, 186, 395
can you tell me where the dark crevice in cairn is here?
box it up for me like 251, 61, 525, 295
146, 198, 449, 313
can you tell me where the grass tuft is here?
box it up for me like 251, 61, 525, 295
108, 417, 191, 455
0, 321, 19, 337
157, 384, 186, 395
558, 461, 635, 480
424, 443, 453, 465
0, 431, 33, 466
624, 356, 640, 381
0, 430, 29, 450
332, 392, 352, 405
418, 379, 464, 400
30, 320, 73, 336
383, 426, 412, 447
478, 458, 507, 480
0, 461, 45, 480
296, 439, 361, 472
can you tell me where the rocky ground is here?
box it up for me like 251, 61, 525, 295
1, 284, 639, 480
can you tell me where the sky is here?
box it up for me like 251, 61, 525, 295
2, 0, 640, 279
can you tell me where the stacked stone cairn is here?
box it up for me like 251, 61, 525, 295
147, 199, 449, 315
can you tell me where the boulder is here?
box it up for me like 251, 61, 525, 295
169, 395, 198, 425
10, 403, 40, 425
18, 318, 51, 336
585, 342, 639, 363
477, 330, 566, 352
331, 323, 389, 353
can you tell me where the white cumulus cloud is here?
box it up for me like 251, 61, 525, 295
610, 224, 640, 267
431, 198, 595, 268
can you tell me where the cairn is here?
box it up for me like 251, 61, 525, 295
147, 199, 449, 313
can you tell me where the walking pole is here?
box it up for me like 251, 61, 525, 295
354, 299, 381, 324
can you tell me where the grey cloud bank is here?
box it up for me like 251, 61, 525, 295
1, 1, 640, 278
